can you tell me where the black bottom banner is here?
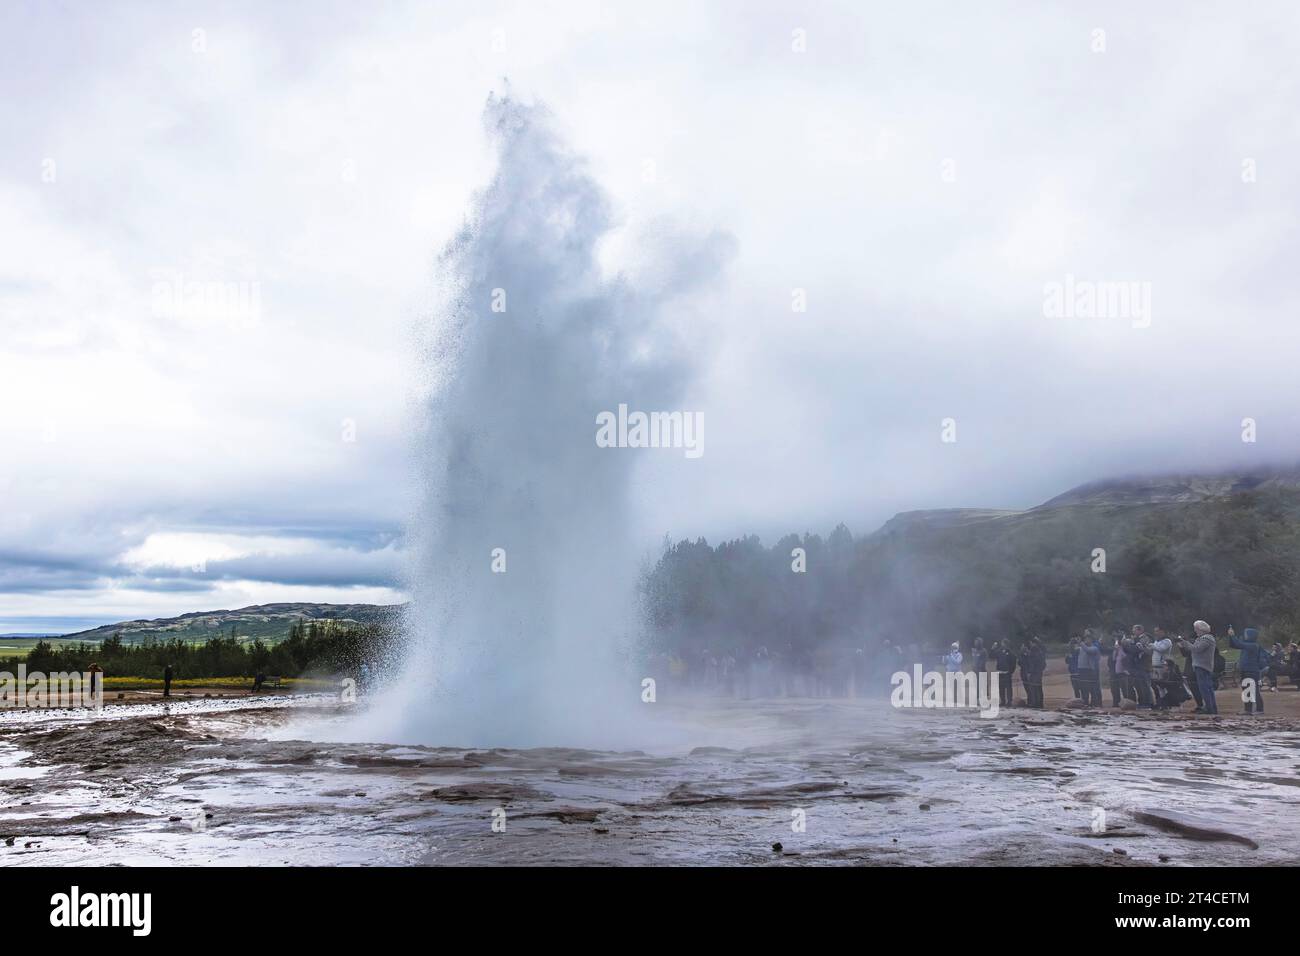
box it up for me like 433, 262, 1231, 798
7, 865, 1270, 940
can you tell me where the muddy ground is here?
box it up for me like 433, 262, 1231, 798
1, 685, 1296, 866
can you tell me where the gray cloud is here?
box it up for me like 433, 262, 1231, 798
3, 0, 1298, 626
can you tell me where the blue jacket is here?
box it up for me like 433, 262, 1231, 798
1079, 642, 1101, 671
1230, 631, 1267, 673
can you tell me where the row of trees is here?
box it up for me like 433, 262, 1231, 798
13, 488, 1296, 679
639, 489, 1300, 656
6, 620, 395, 680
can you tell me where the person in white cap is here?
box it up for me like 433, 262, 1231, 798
1178, 621, 1218, 715
943, 642, 963, 673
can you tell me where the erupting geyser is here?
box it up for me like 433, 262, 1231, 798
344, 93, 732, 748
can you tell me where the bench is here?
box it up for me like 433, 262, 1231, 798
252, 675, 283, 692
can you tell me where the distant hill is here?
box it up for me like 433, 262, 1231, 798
1039, 466, 1300, 508
875, 508, 1023, 534
61, 602, 401, 645
644, 467, 1300, 650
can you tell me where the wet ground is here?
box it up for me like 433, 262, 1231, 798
1, 696, 1296, 865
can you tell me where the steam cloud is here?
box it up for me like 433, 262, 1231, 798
346, 92, 733, 747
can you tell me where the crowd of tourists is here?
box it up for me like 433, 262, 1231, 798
651, 621, 1297, 714
964, 623, 1296, 715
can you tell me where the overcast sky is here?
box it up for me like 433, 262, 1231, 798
3, 1, 1298, 632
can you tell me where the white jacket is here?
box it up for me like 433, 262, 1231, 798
1151, 638, 1173, 669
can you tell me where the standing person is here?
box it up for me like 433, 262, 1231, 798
1103, 633, 1121, 706
942, 642, 963, 707
87, 662, 102, 706
1112, 631, 1133, 704
1033, 637, 1048, 708
971, 638, 988, 681
1181, 621, 1219, 715
1150, 628, 1174, 708
993, 640, 1016, 708
1228, 626, 1267, 715
1124, 627, 1154, 709
1078, 631, 1102, 706
1179, 634, 1203, 710
1020, 638, 1045, 709
1265, 641, 1283, 692
163, 663, 173, 699
1019, 639, 1029, 707
1066, 638, 1082, 700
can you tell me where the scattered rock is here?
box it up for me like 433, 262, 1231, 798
168, 816, 183, 822
1112, 848, 1127, 856
1119, 699, 1138, 711
919, 803, 931, 811
517, 808, 601, 824
425, 783, 547, 803
594, 828, 609, 834
771, 842, 783, 853
1159, 854, 1170, 862
1132, 810, 1259, 850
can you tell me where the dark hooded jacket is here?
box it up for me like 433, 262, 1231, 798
1020, 643, 1046, 677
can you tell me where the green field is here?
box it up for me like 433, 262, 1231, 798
0, 638, 101, 660
99, 676, 336, 691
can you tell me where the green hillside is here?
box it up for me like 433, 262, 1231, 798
642, 470, 1300, 651
59, 602, 402, 645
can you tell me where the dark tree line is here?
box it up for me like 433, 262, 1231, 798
640, 489, 1300, 656
6, 620, 395, 680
